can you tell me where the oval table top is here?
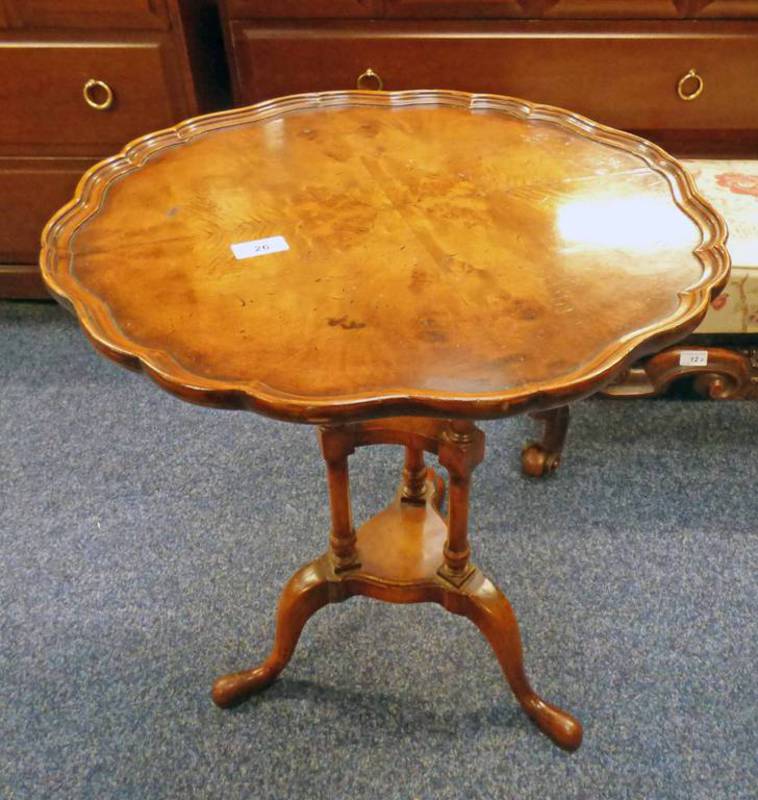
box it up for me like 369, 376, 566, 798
41, 90, 729, 423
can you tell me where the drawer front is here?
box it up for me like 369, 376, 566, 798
225, 0, 381, 17
2, 0, 169, 29
232, 26, 758, 135
0, 41, 189, 154
0, 158, 93, 263
381, 1, 758, 18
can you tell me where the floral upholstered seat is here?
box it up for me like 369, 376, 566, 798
521, 159, 758, 476
683, 160, 758, 335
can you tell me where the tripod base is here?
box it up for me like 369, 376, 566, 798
212, 435, 582, 752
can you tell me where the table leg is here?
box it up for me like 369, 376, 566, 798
211, 558, 333, 708
448, 573, 582, 751
521, 406, 570, 477
212, 416, 582, 750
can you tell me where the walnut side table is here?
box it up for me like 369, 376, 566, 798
40, 90, 729, 751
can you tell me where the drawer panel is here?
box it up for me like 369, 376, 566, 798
233, 26, 758, 136
0, 158, 93, 264
381, 1, 758, 18
225, 1, 381, 17
2, 0, 169, 29
0, 41, 188, 154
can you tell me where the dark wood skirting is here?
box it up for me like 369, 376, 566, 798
0, 265, 49, 300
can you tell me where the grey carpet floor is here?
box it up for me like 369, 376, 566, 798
1, 301, 756, 800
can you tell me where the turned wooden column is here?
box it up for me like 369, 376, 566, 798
318, 426, 360, 572
437, 420, 485, 585
401, 446, 428, 504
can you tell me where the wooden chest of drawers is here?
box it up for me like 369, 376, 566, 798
222, 1, 758, 157
0, 0, 228, 298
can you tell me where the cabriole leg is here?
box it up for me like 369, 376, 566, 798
521, 406, 570, 477
211, 558, 333, 708
448, 573, 583, 751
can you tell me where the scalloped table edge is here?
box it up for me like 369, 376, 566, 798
39, 89, 731, 424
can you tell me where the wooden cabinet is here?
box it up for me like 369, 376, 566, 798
0, 0, 229, 299
0, 158, 91, 264
232, 24, 758, 136
223, 2, 758, 159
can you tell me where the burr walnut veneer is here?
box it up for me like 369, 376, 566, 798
40, 90, 729, 750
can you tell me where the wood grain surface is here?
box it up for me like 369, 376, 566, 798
41, 90, 729, 423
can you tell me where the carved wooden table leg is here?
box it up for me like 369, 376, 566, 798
212, 417, 582, 750
211, 559, 333, 707
448, 573, 582, 750
521, 406, 570, 477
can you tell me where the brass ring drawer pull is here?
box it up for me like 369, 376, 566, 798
83, 78, 114, 111
356, 68, 383, 91
677, 69, 704, 102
